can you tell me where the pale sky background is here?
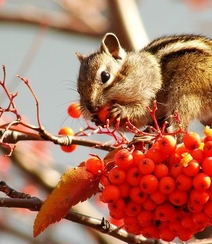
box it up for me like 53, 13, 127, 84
0, 0, 212, 243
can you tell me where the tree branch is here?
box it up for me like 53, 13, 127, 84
107, 0, 149, 50
0, 127, 116, 151
0, 5, 109, 36
2, 195, 212, 244
0, 196, 154, 244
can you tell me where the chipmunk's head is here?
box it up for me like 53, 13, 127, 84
76, 33, 126, 120
76, 33, 162, 129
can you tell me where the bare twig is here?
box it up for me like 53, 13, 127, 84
0, 65, 20, 119
17, 76, 42, 128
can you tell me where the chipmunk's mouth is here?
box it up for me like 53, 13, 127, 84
82, 99, 98, 114
86, 105, 97, 114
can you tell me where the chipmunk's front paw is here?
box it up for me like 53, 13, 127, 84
109, 103, 126, 120
91, 103, 126, 127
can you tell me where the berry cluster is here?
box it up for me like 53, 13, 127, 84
99, 127, 212, 242
59, 102, 212, 241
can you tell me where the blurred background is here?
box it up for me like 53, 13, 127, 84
0, 0, 212, 243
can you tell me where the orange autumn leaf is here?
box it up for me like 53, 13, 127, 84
33, 165, 100, 237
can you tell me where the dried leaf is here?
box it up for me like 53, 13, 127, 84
33, 165, 100, 237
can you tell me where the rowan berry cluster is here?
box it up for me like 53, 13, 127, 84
59, 102, 212, 241
98, 127, 212, 242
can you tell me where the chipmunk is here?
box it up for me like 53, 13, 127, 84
76, 33, 212, 135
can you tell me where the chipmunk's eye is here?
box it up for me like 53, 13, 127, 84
101, 71, 110, 84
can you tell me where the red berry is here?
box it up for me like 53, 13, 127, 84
187, 200, 203, 213
192, 212, 209, 228
193, 173, 211, 191
108, 167, 126, 184
204, 135, 212, 143
154, 203, 175, 221
153, 163, 168, 179
168, 189, 188, 206
109, 216, 124, 226
129, 186, 148, 203
123, 216, 137, 226
59, 127, 74, 136
124, 223, 141, 235
85, 157, 104, 175
67, 103, 82, 118
150, 190, 167, 204
138, 157, 155, 174
181, 215, 196, 230
132, 150, 145, 166
58, 127, 77, 152
100, 175, 110, 187
158, 135, 176, 154
191, 148, 204, 163
108, 198, 125, 213
145, 147, 167, 164
114, 149, 133, 170
141, 225, 159, 239
137, 210, 153, 226
126, 167, 142, 186
160, 228, 176, 242
124, 200, 141, 216
176, 174, 192, 191
118, 182, 131, 198
169, 220, 184, 234
203, 141, 212, 157
143, 197, 156, 210
182, 159, 200, 176
183, 132, 201, 150
102, 185, 120, 203
109, 211, 125, 220
170, 163, 183, 178
140, 174, 158, 194
177, 230, 193, 241
97, 105, 114, 123
158, 176, 175, 194
189, 189, 209, 205
202, 157, 212, 175
204, 200, 212, 217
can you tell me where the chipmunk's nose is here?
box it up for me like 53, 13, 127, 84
86, 100, 98, 113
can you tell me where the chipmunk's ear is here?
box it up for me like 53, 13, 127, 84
100, 33, 126, 60
75, 52, 86, 62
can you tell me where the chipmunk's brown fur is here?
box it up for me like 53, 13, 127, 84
76, 33, 212, 133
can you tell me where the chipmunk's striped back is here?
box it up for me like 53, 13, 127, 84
143, 34, 212, 61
